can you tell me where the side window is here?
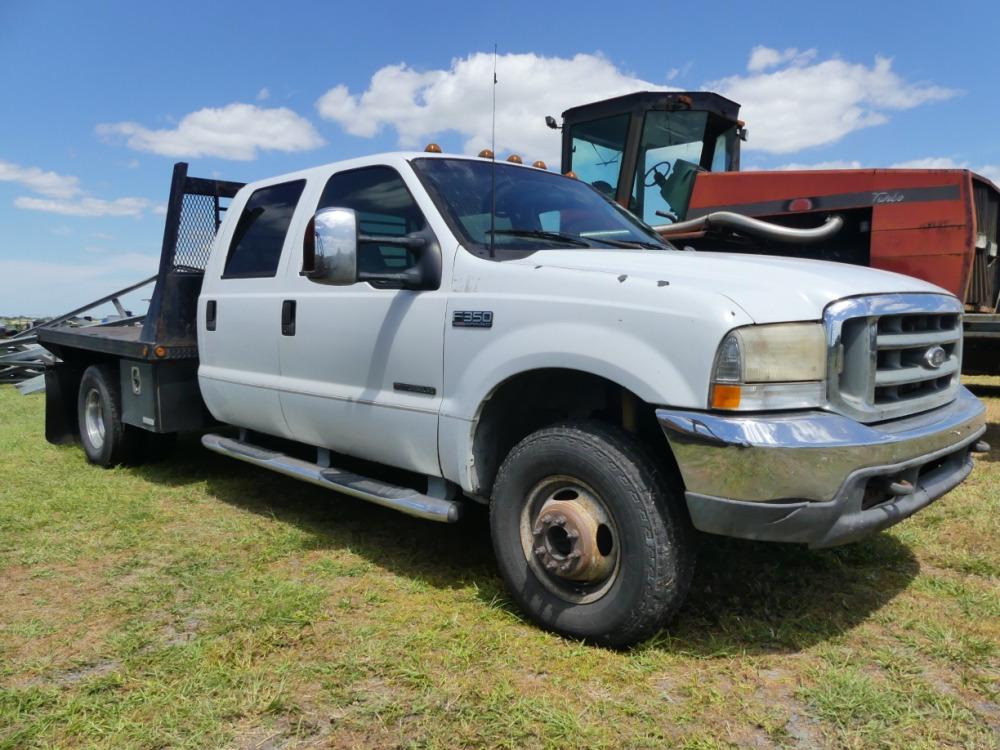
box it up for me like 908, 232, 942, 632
318, 166, 426, 274
223, 180, 305, 278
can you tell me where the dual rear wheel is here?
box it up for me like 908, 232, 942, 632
76, 364, 174, 467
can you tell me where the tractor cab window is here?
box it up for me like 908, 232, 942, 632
567, 114, 630, 200
629, 111, 711, 226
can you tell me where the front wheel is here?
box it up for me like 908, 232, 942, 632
490, 421, 694, 648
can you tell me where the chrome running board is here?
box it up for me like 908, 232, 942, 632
201, 433, 462, 523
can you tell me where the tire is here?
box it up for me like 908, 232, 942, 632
77, 363, 138, 467
490, 420, 694, 648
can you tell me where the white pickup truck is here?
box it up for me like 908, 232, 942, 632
38, 151, 988, 647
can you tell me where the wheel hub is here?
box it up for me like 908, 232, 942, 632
531, 497, 615, 584
84, 388, 105, 451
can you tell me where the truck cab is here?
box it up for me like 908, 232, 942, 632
42, 151, 988, 648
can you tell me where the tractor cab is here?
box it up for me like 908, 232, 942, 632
559, 91, 744, 226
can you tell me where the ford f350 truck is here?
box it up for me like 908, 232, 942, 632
38, 152, 989, 647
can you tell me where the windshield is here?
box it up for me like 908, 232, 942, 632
411, 158, 669, 254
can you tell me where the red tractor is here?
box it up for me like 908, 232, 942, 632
557, 91, 1000, 373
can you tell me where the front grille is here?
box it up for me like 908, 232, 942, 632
826, 294, 963, 422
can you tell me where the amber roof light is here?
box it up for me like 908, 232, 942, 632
506, 154, 523, 164
478, 149, 494, 159
424, 143, 442, 153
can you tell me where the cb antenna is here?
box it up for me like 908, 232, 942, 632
489, 43, 497, 258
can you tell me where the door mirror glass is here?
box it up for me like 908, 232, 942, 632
304, 207, 358, 285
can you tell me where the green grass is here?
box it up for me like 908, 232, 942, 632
1, 380, 998, 749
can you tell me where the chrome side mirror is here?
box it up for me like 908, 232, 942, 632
303, 207, 358, 285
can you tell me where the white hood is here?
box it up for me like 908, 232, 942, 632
512, 248, 950, 323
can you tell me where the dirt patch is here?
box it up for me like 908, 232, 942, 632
14, 657, 122, 690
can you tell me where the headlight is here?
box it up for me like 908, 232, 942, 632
710, 322, 827, 410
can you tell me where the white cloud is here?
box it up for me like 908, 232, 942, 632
890, 157, 1000, 184
708, 49, 958, 154
666, 62, 693, 81
754, 155, 1000, 184
316, 52, 664, 164
768, 160, 864, 171
747, 46, 817, 72
97, 103, 324, 160
1, 159, 157, 218
0, 160, 81, 198
256, 87, 270, 101
890, 157, 964, 169
976, 166, 1000, 184
14, 195, 150, 217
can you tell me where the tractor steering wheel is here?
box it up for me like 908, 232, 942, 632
643, 160, 672, 187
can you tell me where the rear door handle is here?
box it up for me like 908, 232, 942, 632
281, 300, 296, 336
205, 300, 217, 331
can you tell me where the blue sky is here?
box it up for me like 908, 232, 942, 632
2, 0, 998, 315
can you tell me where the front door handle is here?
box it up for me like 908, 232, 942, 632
281, 300, 296, 336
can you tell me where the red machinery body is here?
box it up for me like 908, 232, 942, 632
688, 168, 998, 310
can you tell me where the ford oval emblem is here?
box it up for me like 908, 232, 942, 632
923, 345, 947, 369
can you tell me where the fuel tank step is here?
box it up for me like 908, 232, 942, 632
201, 433, 462, 523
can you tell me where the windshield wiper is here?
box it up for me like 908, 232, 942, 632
584, 236, 667, 250
488, 229, 593, 248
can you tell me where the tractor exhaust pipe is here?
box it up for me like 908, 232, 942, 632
655, 211, 844, 244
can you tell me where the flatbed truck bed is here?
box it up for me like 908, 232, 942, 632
38, 163, 243, 442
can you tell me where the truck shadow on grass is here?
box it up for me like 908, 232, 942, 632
134, 436, 919, 656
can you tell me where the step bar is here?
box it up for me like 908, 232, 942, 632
201, 433, 462, 523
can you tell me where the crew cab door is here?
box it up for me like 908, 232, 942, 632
198, 179, 306, 438
275, 165, 446, 476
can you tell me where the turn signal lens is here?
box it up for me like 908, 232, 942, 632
710, 384, 742, 409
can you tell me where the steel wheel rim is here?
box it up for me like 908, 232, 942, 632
84, 388, 105, 451
519, 475, 622, 604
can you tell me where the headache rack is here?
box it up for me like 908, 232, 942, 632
37, 163, 244, 362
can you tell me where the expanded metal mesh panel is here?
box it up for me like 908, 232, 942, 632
171, 193, 227, 271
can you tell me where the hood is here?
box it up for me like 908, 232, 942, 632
511, 248, 950, 323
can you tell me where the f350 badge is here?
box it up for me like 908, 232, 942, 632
452, 310, 494, 328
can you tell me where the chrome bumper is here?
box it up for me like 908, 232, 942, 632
656, 387, 986, 548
